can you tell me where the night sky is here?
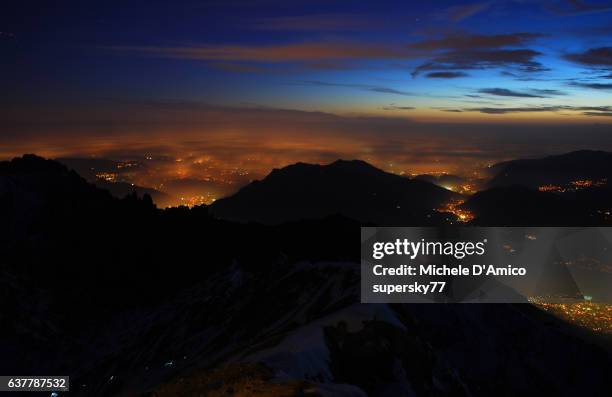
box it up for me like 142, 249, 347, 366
2, 0, 612, 177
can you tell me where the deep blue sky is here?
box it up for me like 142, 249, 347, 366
1, 1, 612, 170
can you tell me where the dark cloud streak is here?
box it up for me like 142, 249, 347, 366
570, 82, 612, 90
425, 72, 469, 78
478, 88, 544, 98
249, 14, 377, 31
408, 33, 542, 51
565, 47, 612, 67
297, 80, 414, 96
413, 49, 546, 77
547, 0, 612, 16
583, 111, 612, 117
382, 104, 415, 111
457, 105, 612, 115
444, 2, 492, 21
477, 88, 567, 97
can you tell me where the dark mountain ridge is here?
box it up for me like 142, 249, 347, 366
468, 150, 612, 226
461, 185, 603, 226
1, 155, 611, 396
210, 159, 459, 225
487, 150, 612, 189
56, 157, 174, 207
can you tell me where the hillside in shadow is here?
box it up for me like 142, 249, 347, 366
0, 155, 610, 396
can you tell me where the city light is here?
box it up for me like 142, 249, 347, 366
529, 297, 612, 334
437, 199, 475, 223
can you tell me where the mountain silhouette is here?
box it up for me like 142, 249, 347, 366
57, 157, 174, 207
210, 159, 459, 225
461, 186, 599, 226
414, 173, 466, 188
487, 150, 612, 189
1, 155, 611, 396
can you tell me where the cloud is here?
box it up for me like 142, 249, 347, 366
409, 32, 546, 77
564, 49, 612, 89
0, 31, 16, 39
413, 49, 546, 77
466, 106, 561, 114
208, 62, 271, 73
478, 88, 544, 98
425, 71, 469, 78
499, 70, 557, 81
301, 60, 359, 70
370, 87, 413, 95
382, 104, 416, 110
530, 89, 567, 96
297, 80, 415, 96
112, 32, 547, 77
99, 97, 215, 111
570, 82, 612, 90
444, 2, 492, 21
500, 71, 521, 78
109, 42, 409, 63
547, 0, 612, 16
110, 32, 549, 78
576, 106, 612, 111
249, 14, 381, 31
477, 87, 567, 97
408, 33, 542, 51
565, 47, 612, 67
5, 98, 612, 176
458, 105, 612, 115
583, 111, 612, 117
208, 60, 361, 73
